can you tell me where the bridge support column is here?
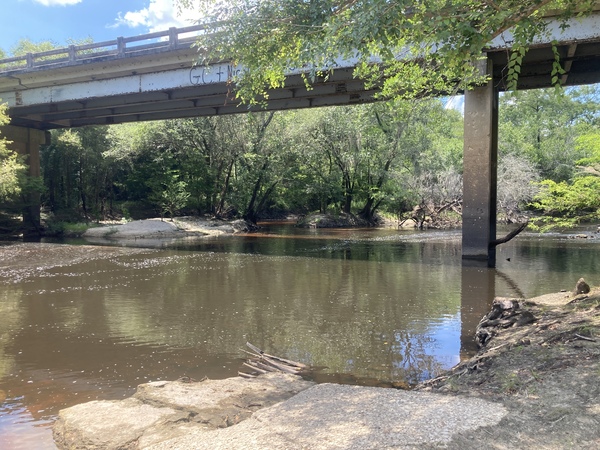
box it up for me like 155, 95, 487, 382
2, 125, 50, 235
462, 59, 498, 267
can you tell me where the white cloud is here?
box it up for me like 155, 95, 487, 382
114, 0, 199, 32
33, 0, 82, 5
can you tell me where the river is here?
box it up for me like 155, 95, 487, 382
0, 223, 598, 448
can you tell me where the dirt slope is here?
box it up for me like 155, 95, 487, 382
417, 287, 600, 449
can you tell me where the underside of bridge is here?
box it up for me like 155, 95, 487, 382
1, 18, 600, 264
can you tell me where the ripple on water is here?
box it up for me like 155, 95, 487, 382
0, 397, 56, 450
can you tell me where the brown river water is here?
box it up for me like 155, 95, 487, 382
0, 223, 599, 448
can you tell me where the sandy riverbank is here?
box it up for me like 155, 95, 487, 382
82, 217, 254, 240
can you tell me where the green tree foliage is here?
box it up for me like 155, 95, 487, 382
575, 131, 600, 176
279, 99, 463, 222
0, 103, 26, 202
495, 85, 600, 229
499, 87, 600, 182
10, 38, 58, 57
104, 121, 193, 218
149, 171, 190, 219
42, 127, 114, 220
34, 85, 598, 229
178, 0, 593, 103
235, 112, 303, 223
1, 37, 94, 71
531, 177, 600, 230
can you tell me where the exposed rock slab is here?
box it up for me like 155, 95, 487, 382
52, 397, 184, 450
146, 383, 508, 450
53, 373, 314, 450
53, 374, 508, 450
134, 373, 315, 428
82, 217, 254, 242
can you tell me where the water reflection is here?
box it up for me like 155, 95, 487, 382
0, 225, 599, 447
460, 261, 496, 358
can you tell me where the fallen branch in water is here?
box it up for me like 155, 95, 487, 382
238, 342, 308, 378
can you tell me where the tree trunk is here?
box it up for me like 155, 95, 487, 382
216, 158, 235, 217
358, 197, 375, 222
244, 161, 268, 224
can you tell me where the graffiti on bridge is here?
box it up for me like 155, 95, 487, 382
190, 65, 242, 85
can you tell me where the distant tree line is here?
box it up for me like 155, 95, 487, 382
1, 85, 599, 233
37, 99, 463, 226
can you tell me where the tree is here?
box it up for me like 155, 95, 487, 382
42, 127, 113, 220
531, 176, 600, 230
178, 0, 592, 104
310, 107, 366, 214
229, 111, 277, 223
575, 130, 600, 176
10, 39, 58, 57
529, 123, 600, 230
280, 109, 345, 214
149, 171, 190, 219
497, 153, 540, 222
0, 102, 25, 202
499, 87, 600, 182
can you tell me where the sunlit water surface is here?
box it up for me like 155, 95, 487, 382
1, 223, 598, 448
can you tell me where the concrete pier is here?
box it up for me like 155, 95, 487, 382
462, 59, 499, 266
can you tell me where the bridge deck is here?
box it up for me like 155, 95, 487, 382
1, 14, 600, 130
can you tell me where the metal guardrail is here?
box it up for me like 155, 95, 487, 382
0, 24, 206, 74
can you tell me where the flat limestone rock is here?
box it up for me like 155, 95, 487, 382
53, 373, 314, 449
147, 383, 508, 450
136, 422, 210, 449
54, 373, 507, 450
135, 372, 315, 428
52, 397, 183, 450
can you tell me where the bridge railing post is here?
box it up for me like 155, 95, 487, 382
26, 53, 34, 69
169, 27, 178, 49
117, 37, 125, 57
68, 45, 76, 63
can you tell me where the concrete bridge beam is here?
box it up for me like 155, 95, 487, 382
2, 125, 50, 235
462, 59, 499, 267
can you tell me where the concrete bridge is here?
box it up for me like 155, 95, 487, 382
1, 13, 600, 265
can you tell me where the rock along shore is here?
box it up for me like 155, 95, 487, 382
82, 217, 255, 241
52, 372, 506, 450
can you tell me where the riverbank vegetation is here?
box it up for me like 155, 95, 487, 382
0, 103, 26, 235
0, 84, 599, 235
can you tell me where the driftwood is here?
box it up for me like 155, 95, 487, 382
490, 221, 529, 247
238, 342, 309, 378
475, 298, 536, 348
573, 333, 596, 342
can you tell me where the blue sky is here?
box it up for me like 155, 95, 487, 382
0, 0, 200, 53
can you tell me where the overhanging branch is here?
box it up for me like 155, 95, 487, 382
490, 221, 529, 247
